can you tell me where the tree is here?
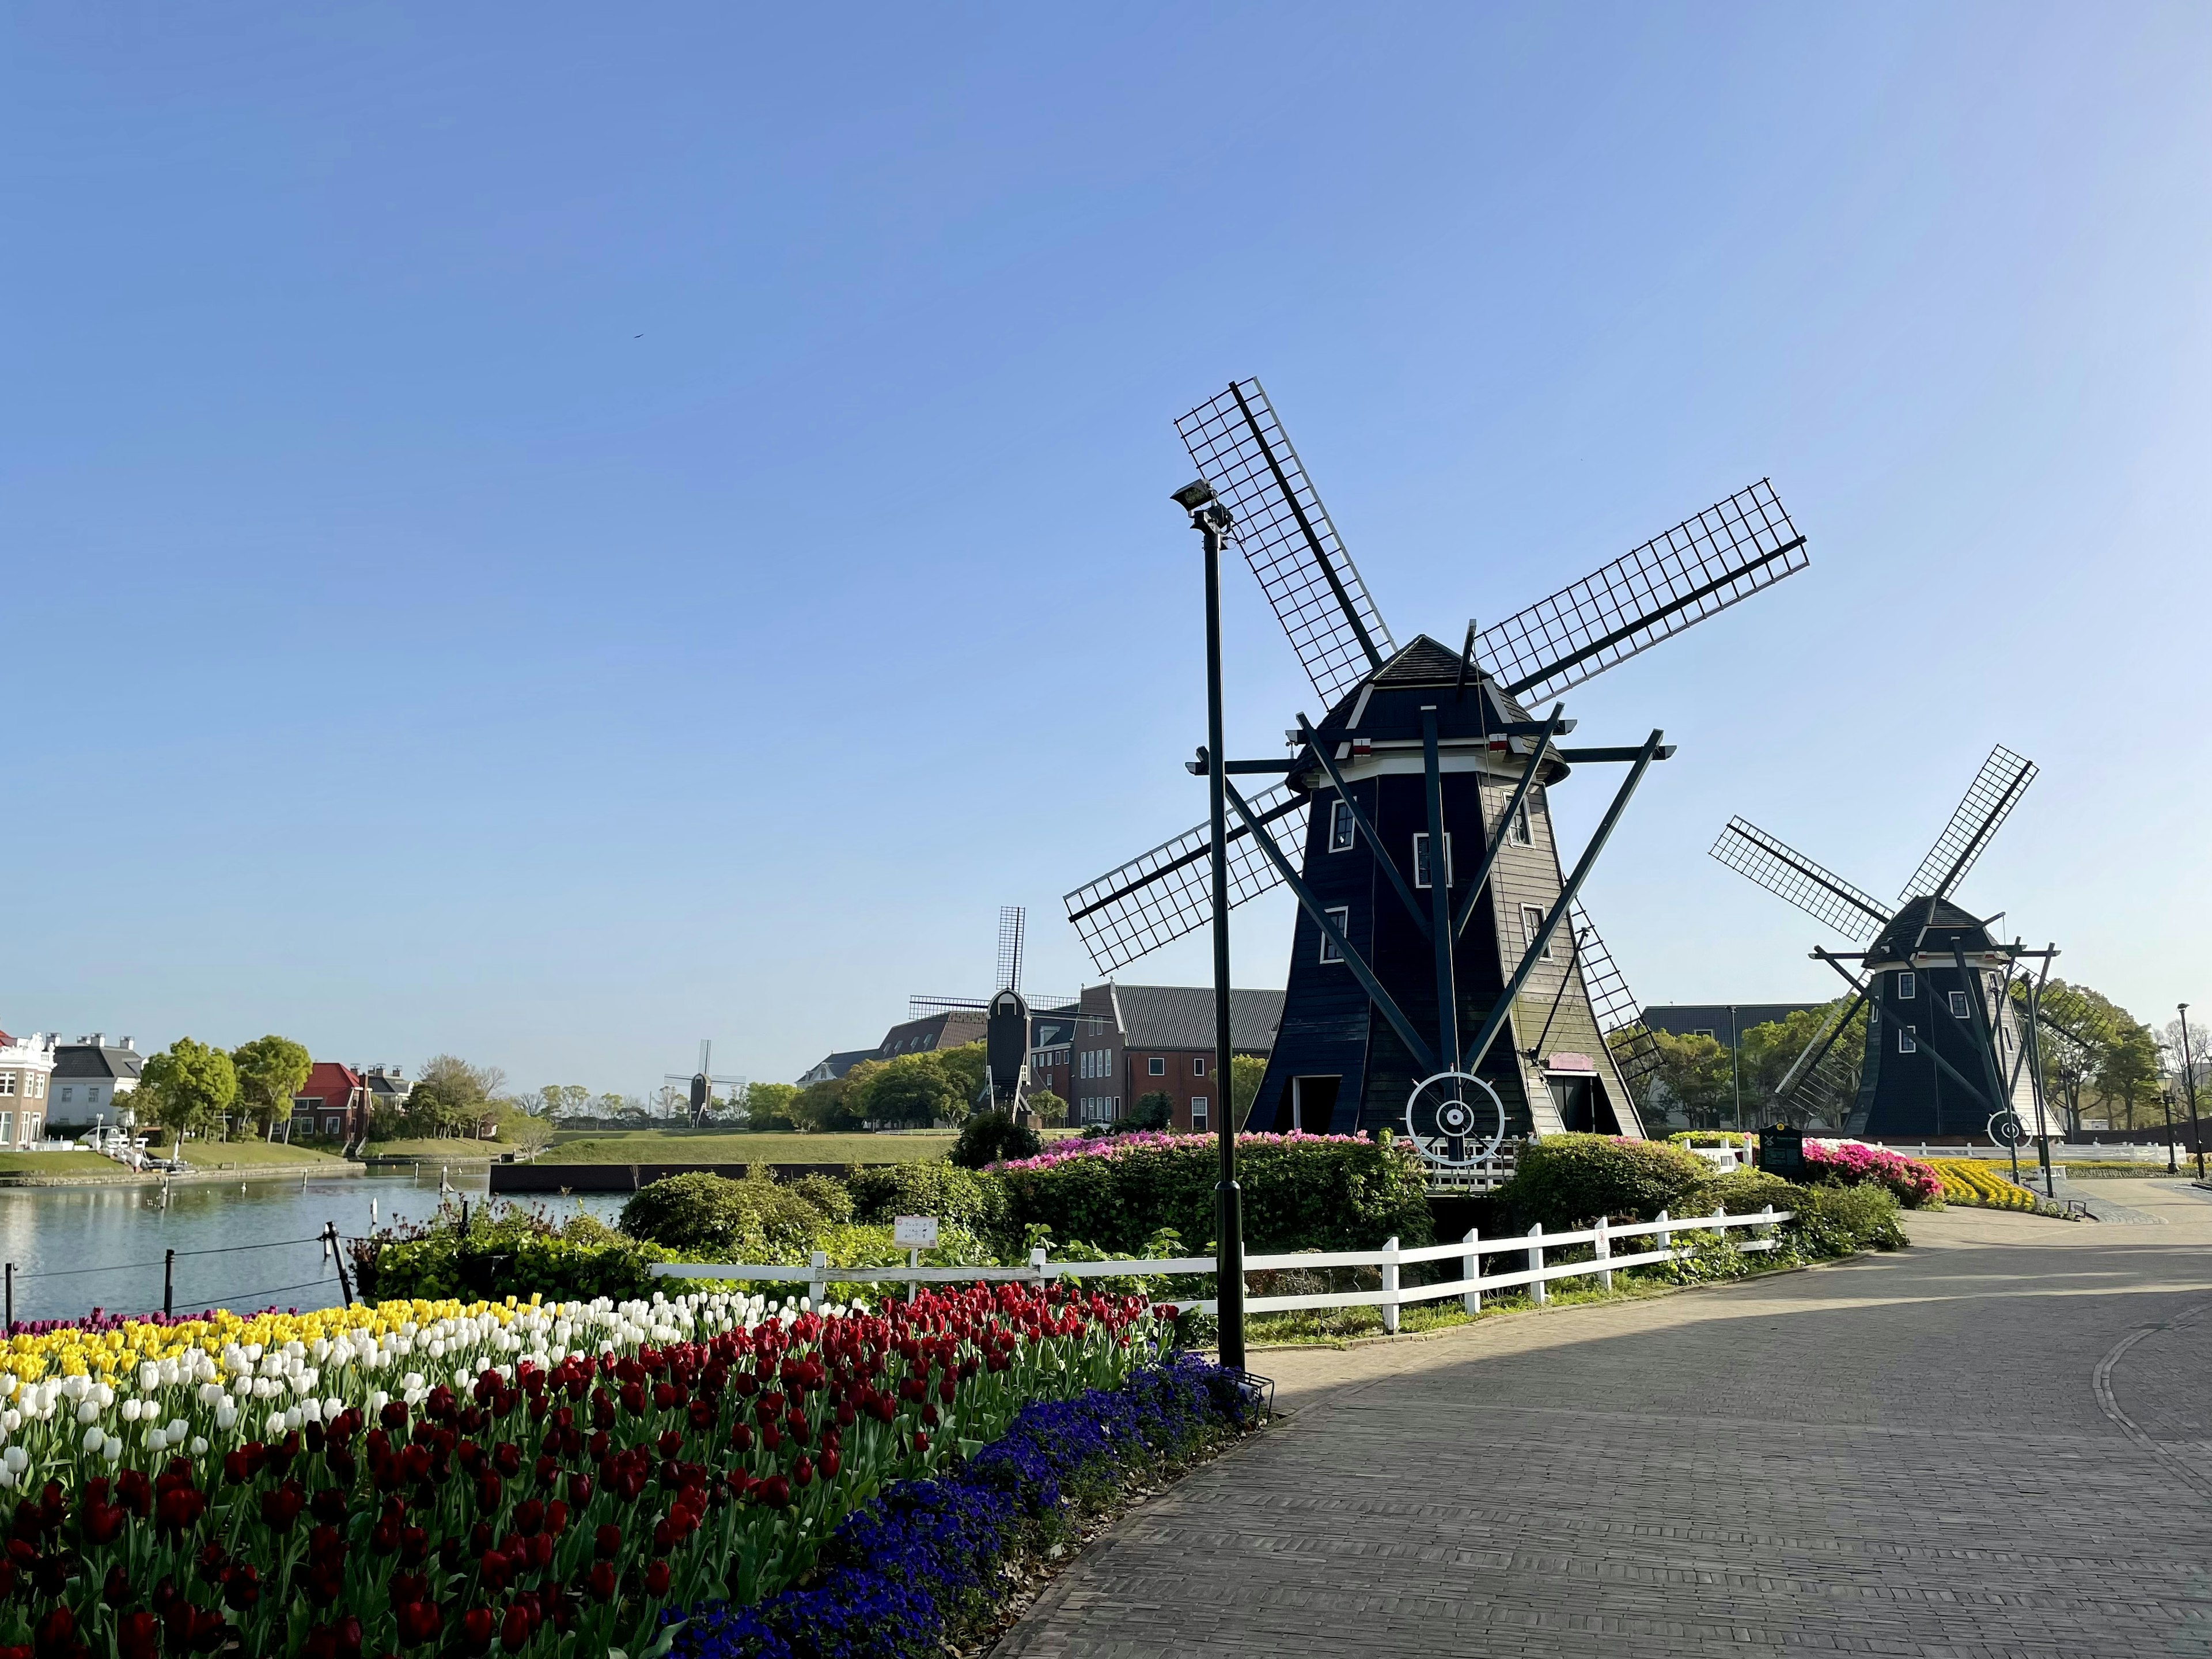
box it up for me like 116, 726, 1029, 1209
1642, 1029, 1734, 1128
1024, 1089, 1068, 1127
1129, 1092, 1173, 1131
534, 1085, 594, 1122
850, 1054, 960, 1130
138, 1039, 238, 1141
229, 1035, 312, 1139
2029, 979, 2164, 1130
1736, 999, 1866, 1129
933, 1043, 987, 1123
1230, 1055, 1266, 1128
487, 1102, 554, 1153
408, 1054, 505, 1139
791, 1071, 865, 1133
741, 1082, 801, 1131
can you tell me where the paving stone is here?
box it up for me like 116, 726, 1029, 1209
995, 1188, 2212, 1658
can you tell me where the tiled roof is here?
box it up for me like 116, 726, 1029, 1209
52, 1044, 145, 1082
1109, 984, 1284, 1052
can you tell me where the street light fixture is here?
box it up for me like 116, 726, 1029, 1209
2180, 1003, 2205, 1183
1177, 478, 1244, 1373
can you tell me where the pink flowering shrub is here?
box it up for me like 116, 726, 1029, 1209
989, 1129, 1368, 1175
1802, 1139, 1942, 1207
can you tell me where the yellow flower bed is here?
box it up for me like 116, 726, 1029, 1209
1929, 1158, 2037, 1211
0, 1296, 531, 1382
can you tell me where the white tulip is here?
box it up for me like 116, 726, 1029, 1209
214, 1400, 237, 1430
266, 1411, 286, 1440
145, 1428, 167, 1453
82, 1426, 104, 1453
74, 1401, 99, 1426
189, 1437, 208, 1455
101, 1438, 122, 1463
0, 1467, 14, 1490
138, 1363, 160, 1393
120, 1399, 142, 1423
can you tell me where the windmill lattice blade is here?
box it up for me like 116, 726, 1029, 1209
1899, 745, 2037, 905
1064, 784, 1305, 974
1776, 996, 1870, 1128
997, 906, 1026, 995
1710, 817, 1891, 940
1566, 900, 1657, 1130
1177, 381, 1395, 707
1480, 481, 1806, 704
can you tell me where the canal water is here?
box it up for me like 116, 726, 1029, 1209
0, 1171, 632, 1326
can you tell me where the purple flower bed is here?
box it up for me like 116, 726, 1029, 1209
5, 1305, 307, 1337
991, 1128, 1372, 1173
668, 1353, 1260, 1659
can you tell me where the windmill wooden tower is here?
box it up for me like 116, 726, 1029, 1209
1063, 380, 1809, 1160
1710, 744, 2055, 1139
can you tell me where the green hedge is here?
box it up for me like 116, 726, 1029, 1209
991, 1135, 1433, 1255
1495, 1133, 1713, 1230
616, 1169, 850, 1256
846, 1161, 1012, 1238
355, 1209, 680, 1304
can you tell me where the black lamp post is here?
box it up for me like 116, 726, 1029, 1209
2180, 1003, 2205, 1183
2161, 1085, 2180, 1175
1175, 478, 1245, 1372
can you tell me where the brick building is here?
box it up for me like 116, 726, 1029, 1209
1029, 984, 1283, 1131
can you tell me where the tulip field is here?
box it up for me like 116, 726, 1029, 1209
0, 1282, 1172, 1657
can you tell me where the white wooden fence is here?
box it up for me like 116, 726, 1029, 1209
650, 1204, 1791, 1334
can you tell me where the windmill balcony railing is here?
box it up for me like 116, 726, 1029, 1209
651, 1203, 1791, 1333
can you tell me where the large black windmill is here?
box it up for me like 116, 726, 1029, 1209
1710, 745, 2056, 1139
1063, 380, 1809, 1158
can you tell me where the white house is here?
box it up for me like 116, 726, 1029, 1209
49, 1035, 143, 1129
0, 1031, 57, 1147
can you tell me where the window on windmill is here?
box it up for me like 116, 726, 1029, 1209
1896, 971, 1916, 999
1949, 990, 1971, 1018
1329, 799, 1355, 853
1511, 798, 1533, 846
1521, 904, 1552, 961
1320, 907, 1350, 964
1413, 832, 1453, 888
1899, 1025, 1918, 1054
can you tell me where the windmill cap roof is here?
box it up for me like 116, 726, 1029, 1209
1867, 895, 1999, 962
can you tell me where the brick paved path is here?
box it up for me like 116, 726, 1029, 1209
998, 1183, 2212, 1658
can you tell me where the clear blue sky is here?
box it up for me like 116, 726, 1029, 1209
5, 5, 2209, 1093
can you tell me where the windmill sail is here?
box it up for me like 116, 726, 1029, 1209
1479, 481, 1806, 705
1567, 900, 1660, 1121
1064, 785, 1305, 973
1710, 817, 1891, 941
1899, 745, 2037, 904
1177, 381, 1395, 708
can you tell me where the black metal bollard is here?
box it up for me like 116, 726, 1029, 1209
163, 1249, 175, 1320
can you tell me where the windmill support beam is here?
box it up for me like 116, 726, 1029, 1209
1953, 945, 2021, 1130
1461, 731, 1665, 1079
1296, 715, 1429, 942
1451, 706, 1567, 943
1422, 707, 1460, 1074
1222, 777, 1439, 1077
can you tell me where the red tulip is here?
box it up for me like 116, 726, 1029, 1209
259, 1483, 305, 1532
643, 1559, 671, 1598
493, 1441, 521, 1479
586, 1560, 618, 1603
224, 1563, 262, 1610
459, 1607, 496, 1656
499, 1607, 531, 1653
476, 1472, 502, 1511
115, 1613, 158, 1659
81, 1501, 124, 1547
513, 1499, 544, 1538
567, 1472, 593, 1508
821, 1448, 842, 1479
594, 1524, 622, 1559
544, 1499, 569, 1537
756, 1475, 790, 1509
478, 1550, 512, 1592
793, 1456, 814, 1489
394, 1601, 442, 1647
32, 1608, 75, 1659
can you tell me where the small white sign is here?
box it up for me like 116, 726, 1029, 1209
892, 1215, 940, 1248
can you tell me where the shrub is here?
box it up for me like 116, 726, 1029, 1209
950, 1109, 1041, 1171
1793, 1183, 1907, 1253
989, 1131, 1432, 1254
619, 1170, 843, 1256
354, 1202, 678, 1302
1495, 1133, 1712, 1229
1129, 1092, 1173, 1131
846, 1160, 1013, 1240
1801, 1139, 1942, 1207
1666, 1130, 1755, 1148
1692, 1169, 1809, 1215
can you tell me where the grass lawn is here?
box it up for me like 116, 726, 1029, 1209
359, 1139, 510, 1161
176, 1141, 350, 1168
539, 1132, 963, 1165
0, 1152, 137, 1177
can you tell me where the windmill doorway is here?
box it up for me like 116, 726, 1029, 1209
1279, 1075, 1339, 1134
1547, 1074, 1595, 1133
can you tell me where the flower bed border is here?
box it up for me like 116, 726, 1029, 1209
668, 1354, 1268, 1659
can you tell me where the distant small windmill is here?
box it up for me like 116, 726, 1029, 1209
1710, 744, 2055, 1139
664, 1040, 745, 1126
908, 907, 1077, 1020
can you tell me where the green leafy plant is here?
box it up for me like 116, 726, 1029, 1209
1494, 1132, 1712, 1229
950, 1109, 1041, 1171
846, 1159, 1013, 1239
618, 1169, 846, 1256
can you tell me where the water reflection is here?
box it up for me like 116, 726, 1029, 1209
0, 1173, 632, 1325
